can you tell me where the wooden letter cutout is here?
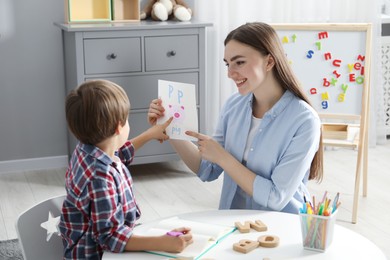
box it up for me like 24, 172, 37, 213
233, 239, 259, 254
234, 221, 251, 233
249, 220, 268, 232
258, 235, 280, 248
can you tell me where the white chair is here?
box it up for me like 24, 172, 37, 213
15, 194, 66, 260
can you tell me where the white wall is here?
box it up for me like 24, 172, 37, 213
0, 0, 68, 169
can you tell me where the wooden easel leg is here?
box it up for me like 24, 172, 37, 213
363, 125, 369, 197
352, 143, 364, 224
353, 83, 370, 223
352, 163, 361, 224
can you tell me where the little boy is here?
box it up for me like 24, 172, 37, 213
60, 79, 192, 259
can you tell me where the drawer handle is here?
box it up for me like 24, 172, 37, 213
167, 50, 176, 57
107, 53, 117, 60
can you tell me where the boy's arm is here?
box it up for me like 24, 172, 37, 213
129, 129, 154, 151
130, 117, 173, 151
125, 229, 192, 253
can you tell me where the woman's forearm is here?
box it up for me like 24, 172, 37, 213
169, 139, 201, 173
218, 152, 256, 196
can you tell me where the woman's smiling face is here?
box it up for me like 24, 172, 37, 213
224, 39, 272, 96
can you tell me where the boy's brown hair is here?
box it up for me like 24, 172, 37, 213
65, 79, 130, 145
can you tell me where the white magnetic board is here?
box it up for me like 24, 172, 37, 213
272, 24, 371, 116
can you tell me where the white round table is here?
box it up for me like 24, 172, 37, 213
103, 209, 387, 259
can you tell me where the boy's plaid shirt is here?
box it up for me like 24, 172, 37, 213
60, 141, 141, 259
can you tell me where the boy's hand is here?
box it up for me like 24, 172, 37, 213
148, 98, 165, 126
161, 227, 193, 253
124, 227, 192, 253
147, 117, 173, 143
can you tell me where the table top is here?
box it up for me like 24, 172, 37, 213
103, 209, 387, 260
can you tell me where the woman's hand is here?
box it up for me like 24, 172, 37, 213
148, 98, 165, 126
185, 131, 226, 165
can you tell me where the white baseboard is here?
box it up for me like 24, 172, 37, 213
0, 155, 68, 175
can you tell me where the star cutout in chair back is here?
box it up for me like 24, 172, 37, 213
40, 211, 61, 241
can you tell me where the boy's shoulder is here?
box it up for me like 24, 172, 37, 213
67, 143, 116, 192
74, 143, 114, 167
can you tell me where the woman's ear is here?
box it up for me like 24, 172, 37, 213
266, 55, 275, 71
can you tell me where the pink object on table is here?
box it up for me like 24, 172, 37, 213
166, 231, 184, 237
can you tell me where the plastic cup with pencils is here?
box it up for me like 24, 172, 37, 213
299, 192, 340, 252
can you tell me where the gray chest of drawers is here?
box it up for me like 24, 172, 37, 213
56, 21, 211, 164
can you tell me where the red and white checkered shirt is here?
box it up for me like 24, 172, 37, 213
60, 141, 141, 259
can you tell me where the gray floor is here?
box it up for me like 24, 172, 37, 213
1, 141, 389, 258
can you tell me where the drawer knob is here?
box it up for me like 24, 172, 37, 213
107, 53, 117, 60
167, 50, 176, 57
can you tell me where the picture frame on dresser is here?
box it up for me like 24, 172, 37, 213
65, 0, 140, 23
55, 21, 212, 165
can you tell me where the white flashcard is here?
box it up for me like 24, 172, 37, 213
157, 80, 198, 141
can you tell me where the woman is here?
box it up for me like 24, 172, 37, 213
148, 22, 323, 214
